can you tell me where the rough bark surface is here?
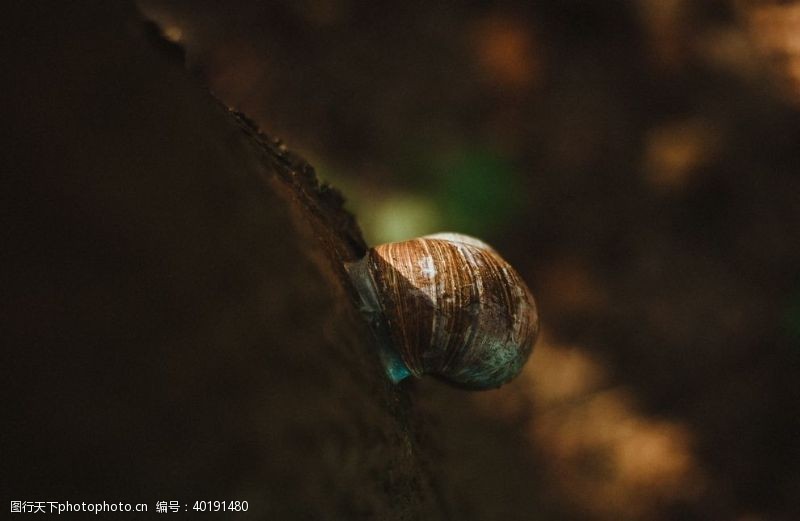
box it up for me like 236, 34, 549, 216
2, 2, 447, 519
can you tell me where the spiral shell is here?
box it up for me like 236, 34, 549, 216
348, 233, 538, 389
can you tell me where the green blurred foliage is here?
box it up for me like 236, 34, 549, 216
432, 148, 522, 237
319, 146, 523, 245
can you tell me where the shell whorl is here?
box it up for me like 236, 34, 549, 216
353, 233, 538, 389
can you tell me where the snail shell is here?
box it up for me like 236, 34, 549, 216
348, 233, 538, 389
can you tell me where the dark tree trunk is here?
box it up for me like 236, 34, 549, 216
1, 2, 447, 518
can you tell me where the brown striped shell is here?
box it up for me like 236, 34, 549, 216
349, 233, 539, 389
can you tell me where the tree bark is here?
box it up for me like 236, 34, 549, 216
1, 2, 446, 518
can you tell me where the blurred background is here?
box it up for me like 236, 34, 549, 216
140, 1, 800, 519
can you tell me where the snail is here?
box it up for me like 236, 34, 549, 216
347, 233, 539, 389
